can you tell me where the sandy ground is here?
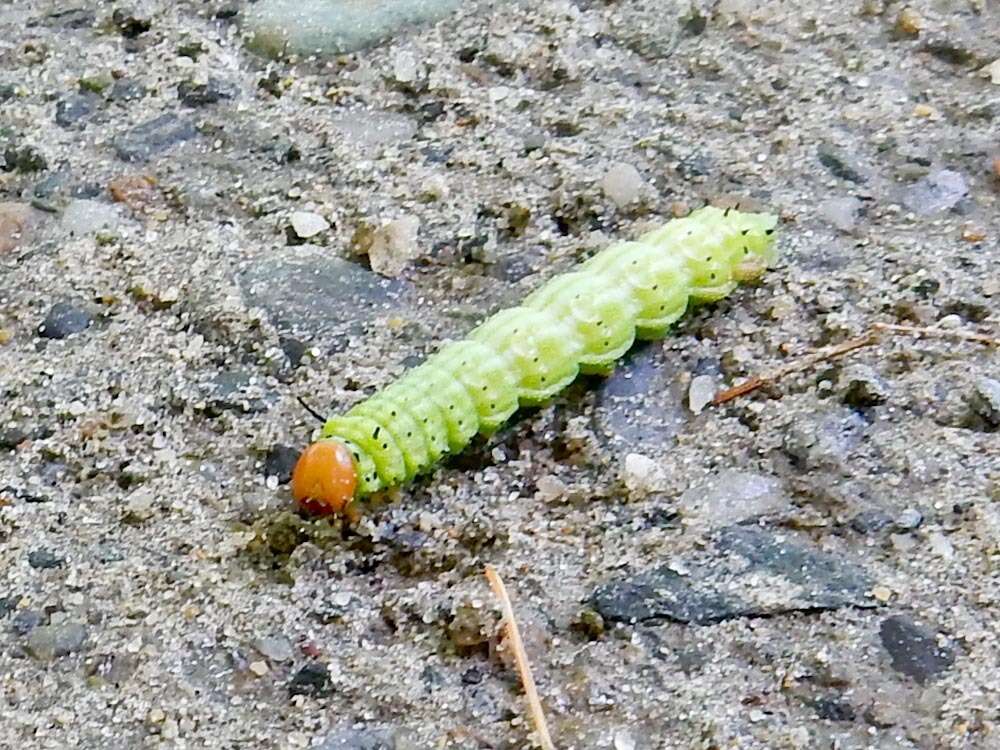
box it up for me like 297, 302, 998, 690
1, 1, 999, 748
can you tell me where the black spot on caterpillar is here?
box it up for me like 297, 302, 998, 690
317, 206, 778, 500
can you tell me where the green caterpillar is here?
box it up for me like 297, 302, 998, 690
292, 206, 778, 515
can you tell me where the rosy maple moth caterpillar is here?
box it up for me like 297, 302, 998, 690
292, 206, 778, 516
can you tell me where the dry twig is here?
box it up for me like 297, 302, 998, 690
712, 322, 999, 406
485, 565, 556, 750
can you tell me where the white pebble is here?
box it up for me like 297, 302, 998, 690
622, 453, 665, 496
688, 374, 716, 415
289, 211, 330, 239
602, 162, 645, 208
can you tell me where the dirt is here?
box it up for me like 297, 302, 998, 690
1, 1, 999, 748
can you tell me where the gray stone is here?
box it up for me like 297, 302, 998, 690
593, 525, 874, 624
55, 93, 99, 127
254, 635, 295, 662
782, 408, 868, 471
11, 610, 43, 636
902, 169, 968, 215
113, 113, 198, 162
61, 199, 120, 236
329, 110, 418, 149
817, 145, 867, 183
27, 548, 64, 569
879, 615, 955, 683
315, 727, 398, 750
964, 376, 1000, 431
678, 470, 791, 528
239, 246, 407, 342
26, 622, 88, 660
39, 303, 93, 339
818, 197, 862, 233
838, 364, 890, 407
594, 343, 687, 453
177, 77, 237, 107
245, 0, 464, 59
199, 370, 279, 415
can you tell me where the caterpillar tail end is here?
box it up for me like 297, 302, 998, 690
291, 439, 358, 517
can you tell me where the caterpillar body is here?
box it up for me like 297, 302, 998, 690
292, 206, 779, 516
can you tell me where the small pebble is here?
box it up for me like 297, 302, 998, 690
288, 662, 332, 697
255, 635, 294, 662
367, 215, 420, 278
688, 374, 716, 414
290, 211, 330, 239
895, 7, 923, 36
895, 508, 924, 530
622, 453, 665, 496
249, 660, 270, 677
27, 549, 65, 569
602, 162, 645, 208
26, 622, 88, 660
38, 303, 93, 339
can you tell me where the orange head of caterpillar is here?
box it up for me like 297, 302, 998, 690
291, 439, 358, 516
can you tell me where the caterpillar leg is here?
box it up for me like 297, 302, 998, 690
291, 439, 358, 516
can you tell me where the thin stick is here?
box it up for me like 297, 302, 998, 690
484, 565, 556, 750
711, 332, 877, 406
871, 322, 1000, 347
712, 322, 999, 406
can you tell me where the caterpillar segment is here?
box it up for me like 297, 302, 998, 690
291, 206, 779, 515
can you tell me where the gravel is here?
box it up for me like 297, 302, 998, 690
1, 0, 998, 748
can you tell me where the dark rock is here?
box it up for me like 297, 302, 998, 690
0, 596, 16, 617
26, 622, 88, 660
288, 661, 332, 697
2, 141, 48, 173
27, 549, 65, 569
264, 444, 301, 484
239, 248, 407, 342
11, 610, 44, 636
109, 79, 146, 102
55, 93, 100, 127
839, 364, 889, 407
45, 7, 96, 28
964, 377, 1000, 432
0, 485, 49, 504
113, 113, 198, 162
594, 342, 687, 454
817, 146, 867, 183
0, 423, 29, 450
593, 525, 874, 624
38, 303, 93, 339
676, 153, 713, 179
879, 615, 955, 683
200, 370, 278, 416
922, 38, 977, 66
113, 6, 152, 37
0, 83, 16, 102
279, 336, 306, 368
461, 665, 485, 685
849, 510, 892, 534
177, 78, 236, 107
813, 696, 856, 722
315, 726, 398, 750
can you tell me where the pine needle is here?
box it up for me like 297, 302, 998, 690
485, 565, 556, 750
